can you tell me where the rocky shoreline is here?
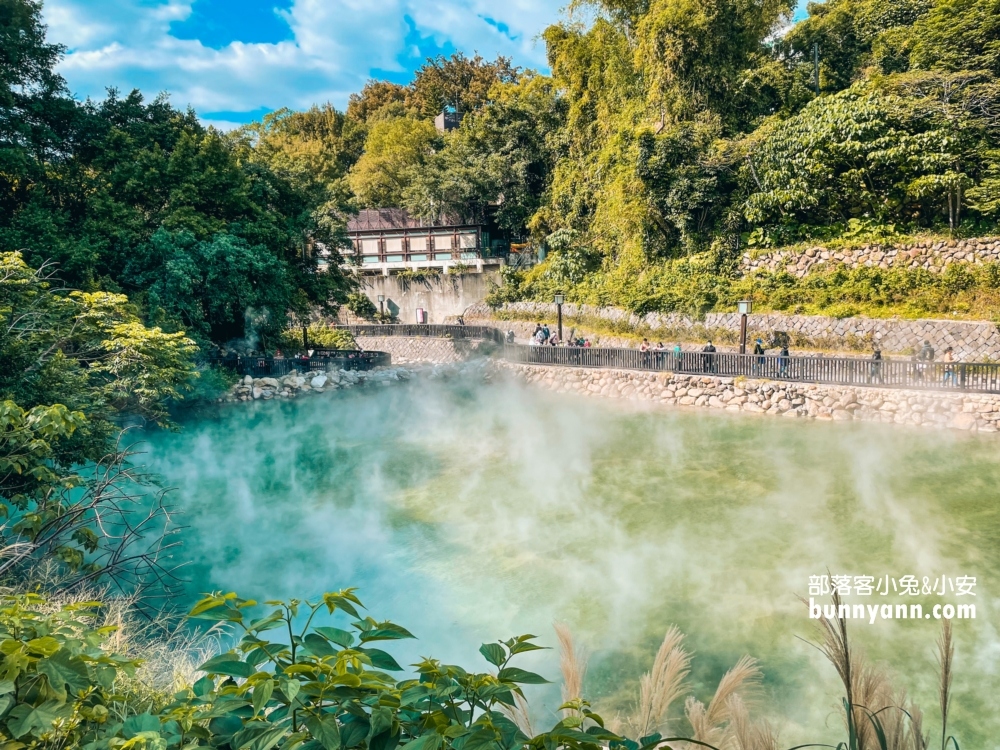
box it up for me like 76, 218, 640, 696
496, 362, 1000, 432
222, 361, 495, 402
224, 366, 416, 401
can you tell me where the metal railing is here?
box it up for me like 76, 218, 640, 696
211, 350, 391, 378
339, 324, 1000, 394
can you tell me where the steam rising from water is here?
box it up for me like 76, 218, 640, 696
142, 371, 999, 744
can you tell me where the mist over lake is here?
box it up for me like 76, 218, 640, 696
141, 372, 1000, 746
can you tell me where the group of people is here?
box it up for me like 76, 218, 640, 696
528, 323, 592, 348
882, 339, 960, 385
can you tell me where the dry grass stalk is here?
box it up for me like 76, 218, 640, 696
937, 620, 953, 750
630, 626, 691, 737
554, 622, 588, 714
498, 690, 534, 738
727, 694, 778, 750
810, 593, 932, 750
685, 656, 761, 748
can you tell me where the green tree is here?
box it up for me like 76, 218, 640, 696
348, 118, 440, 208
407, 52, 520, 117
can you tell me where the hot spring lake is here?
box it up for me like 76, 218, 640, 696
140, 371, 999, 745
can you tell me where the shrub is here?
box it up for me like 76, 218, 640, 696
277, 325, 358, 353
346, 293, 378, 320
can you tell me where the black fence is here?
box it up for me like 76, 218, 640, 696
338, 323, 1000, 394
211, 350, 391, 378
505, 345, 1000, 393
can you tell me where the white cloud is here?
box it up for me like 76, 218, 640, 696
42, 0, 563, 122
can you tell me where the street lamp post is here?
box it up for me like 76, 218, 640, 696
554, 293, 565, 342
738, 299, 752, 355
377, 294, 385, 317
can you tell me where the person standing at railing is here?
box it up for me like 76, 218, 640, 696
752, 338, 765, 375
943, 346, 956, 386
673, 343, 683, 371
701, 340, 717, 373
653, 341, 665, 369
870, 348, 883, 384
915, 340, 934, 381
779, 345, 790, 377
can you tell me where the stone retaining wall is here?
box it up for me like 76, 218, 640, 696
739, 236, 1000, 277
496, 362, 1000, 433
357, 336, 494, 364
468, 303, 1000, 361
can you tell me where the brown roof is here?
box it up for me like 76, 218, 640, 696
347, 208, 478, 233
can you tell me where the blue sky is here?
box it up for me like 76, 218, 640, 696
42, 0, 811, 129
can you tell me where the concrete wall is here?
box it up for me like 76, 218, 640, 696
348, 272, 500, 325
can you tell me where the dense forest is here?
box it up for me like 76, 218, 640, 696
241, 0, 1000, 320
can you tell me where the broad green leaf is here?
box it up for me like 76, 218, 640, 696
38, 649, 91, 698
323, 594, 361, 618
199, 653, 256, 678
497, 667, 549, 684
340, 718, 369, 748
281, 678, 300, 703
315, 627, 355, 648
7, 701, 73, 739
24, 636, 60, 657
305, 713, 342, 750
400, 733, 442, 750
368, 707, 392, 740
358, 648, 403, 671
253, 680, 274, 716
123, 713, 162, 739
478, 643, 506, 667
303, 633, 337, 658
234, 724, 288, 750
358, 623, 415, 642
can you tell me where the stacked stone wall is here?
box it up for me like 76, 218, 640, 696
496, 362, 1000, 433
739, 236, 1000, 277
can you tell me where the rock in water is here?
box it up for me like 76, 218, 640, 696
311, 375, 328, 389
243, 375, 253, 385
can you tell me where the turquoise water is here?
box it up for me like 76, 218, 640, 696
141, 373, 1000, 746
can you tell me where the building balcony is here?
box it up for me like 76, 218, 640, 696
339, 246, 506, 275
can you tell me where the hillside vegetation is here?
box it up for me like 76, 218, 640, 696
245, 0, 1000, 320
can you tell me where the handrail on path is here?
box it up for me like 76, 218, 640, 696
338, 323, 1000, 395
